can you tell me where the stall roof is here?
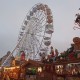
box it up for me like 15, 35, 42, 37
21, 59, 44, 67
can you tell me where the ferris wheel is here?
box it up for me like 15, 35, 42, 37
16, 3, 53, 60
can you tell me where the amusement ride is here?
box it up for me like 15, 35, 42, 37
0, 3, 80, 80
16, 3, 53, 60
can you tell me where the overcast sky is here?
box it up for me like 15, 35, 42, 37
0, 0, 80, 58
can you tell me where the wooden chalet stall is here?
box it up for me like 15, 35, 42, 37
53, 59, 80, 80
41, 58, 80, 80
20, 59, 44, 80
20, 59, 55, 80
1, 59, 21, 80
